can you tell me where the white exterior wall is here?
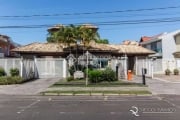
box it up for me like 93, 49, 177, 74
141, 30, 180, 73
161, 33, 177, 59
161, 31, 180, 72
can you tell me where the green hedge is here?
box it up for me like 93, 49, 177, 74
0, 76, 23, 85
88, 69, 103, 83
101, 67, 116, 82
88, 68, 117, 83
0, 67, 6, 77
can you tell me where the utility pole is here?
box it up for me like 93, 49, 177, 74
86, 51, 88, 86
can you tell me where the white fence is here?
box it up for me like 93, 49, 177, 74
153, 58, 163, 73
111, 58, 127, 79
0, 58, 67, 80
0, 58, 21, 75
136, 58, 153, 77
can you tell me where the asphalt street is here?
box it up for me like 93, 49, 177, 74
0, 95, 180, 120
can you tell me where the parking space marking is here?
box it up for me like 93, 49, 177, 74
17, 99, 40, 114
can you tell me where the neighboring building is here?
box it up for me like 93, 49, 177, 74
0, 34, 20, 57
122, 40, 139, 45
140, 30, 180, 73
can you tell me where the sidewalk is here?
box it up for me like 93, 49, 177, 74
0, 78, 61, 95
154, 74, 180, 83
132, 76, 180, 95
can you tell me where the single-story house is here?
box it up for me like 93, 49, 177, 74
11, 41, 155, 79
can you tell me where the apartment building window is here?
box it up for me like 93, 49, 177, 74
151, 41, 162, 53
175, 34, 180, 44
151, 42, 157, 51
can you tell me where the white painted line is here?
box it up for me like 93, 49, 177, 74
51, 99, 162, 102
110, 112, 122, 115
104, 96, 108, 101
17, 112, 21, 114
59, 112, 66, 114
17, 99, 41, 114
163, 99, 176, 107
59, 112, 85, 114
48, 98, 52, 101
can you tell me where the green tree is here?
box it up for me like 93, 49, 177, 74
78, 26, 100, 47
47, 24, 100, 47
96, 39, 109, 44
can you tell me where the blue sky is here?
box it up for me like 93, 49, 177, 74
0, 0, 180, 45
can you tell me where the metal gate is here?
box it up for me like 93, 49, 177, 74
136, 58, 153, 77
22, 58, 36, 80
35, 58, 65, 78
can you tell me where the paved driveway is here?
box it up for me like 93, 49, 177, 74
133, 76, 180, 95
0, 78, 61, 95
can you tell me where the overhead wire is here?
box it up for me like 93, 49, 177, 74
0, 5, 180, 18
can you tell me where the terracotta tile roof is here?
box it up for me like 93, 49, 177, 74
140, 36, 152, 42
109, 44, 155, 54
140, 33, 166, 43
12, 42, 64, 53
12, 42, 155, 55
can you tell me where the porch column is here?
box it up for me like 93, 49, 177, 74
151, 59, 154, 79
63, 59, 67, 78
124, 54, 127, 79
135, 56, 138, 75
20, 56, 23, 78
34, 56, 38, 78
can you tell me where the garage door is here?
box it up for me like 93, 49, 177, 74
35, 58, 66, 78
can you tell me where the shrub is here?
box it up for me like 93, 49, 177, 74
69, 66, 78, 76
0, 67, 6, 77
0, 76, 23, 85
88, 69, 103, 83
0, 76, 7, 85
88, 68, 117, 83
165, 69, 171, 75
101, 67, 117, 82
69, 64, 95, 76
67, 76, 74, 82
10, 68, 19, 76
173, 69, 179, 75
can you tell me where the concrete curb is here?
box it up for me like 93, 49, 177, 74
42, 93, 152, 96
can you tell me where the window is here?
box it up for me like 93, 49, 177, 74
0, 47, 2, 53
151, 42, 157, 51
175, 34, 180, 44
98, 58, 108, 68
150, 41, 162, 53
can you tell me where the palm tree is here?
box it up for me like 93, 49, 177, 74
47, 24, 100, 84
47, 25, 77, 52
79, 26, 100, 48
77, 26, 100, 86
